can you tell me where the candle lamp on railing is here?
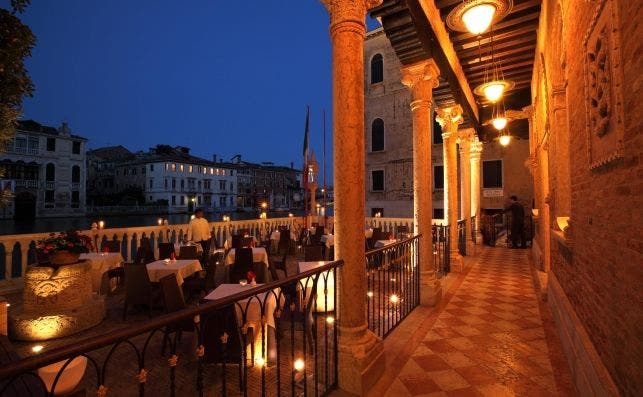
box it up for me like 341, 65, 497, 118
98, 220, 105, 230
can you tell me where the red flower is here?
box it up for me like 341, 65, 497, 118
246, 271, 256, 282
67, 243, 75, 247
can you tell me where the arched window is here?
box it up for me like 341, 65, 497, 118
45, 163, 55, 181
371, 118, 384, 152
370, 54, 383, 84
72, 166, 80, 183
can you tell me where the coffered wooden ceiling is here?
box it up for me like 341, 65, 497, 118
371, 0, 541, 140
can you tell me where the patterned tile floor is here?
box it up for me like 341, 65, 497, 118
374, 245, 576, 397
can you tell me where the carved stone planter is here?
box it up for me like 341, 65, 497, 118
9, 262, 105, 341
49, 251, 81, 267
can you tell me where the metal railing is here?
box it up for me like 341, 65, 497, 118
0, 260, 342, 397
457, 219, 467, 256
433, 225, 449, 275
470, 215, 477, 245
365, 236, 420, 338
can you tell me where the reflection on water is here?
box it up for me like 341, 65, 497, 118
0, 210, 314, 235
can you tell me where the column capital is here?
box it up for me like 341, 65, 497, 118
436, 105, 463, 138
321, 0, 382, 34
457, 127, 476, 145
401, 59, 440, 109
470, 137, 483, 160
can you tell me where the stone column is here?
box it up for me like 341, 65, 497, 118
401, 59, 442, 306
470, 137, 483, 242
436, 105, 464, 272
551, 83, 571, 220
322, 0, 383, 394
458, 128, 474, 252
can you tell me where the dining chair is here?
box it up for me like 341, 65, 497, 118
122, 264, 159, 319
183, 252, 225, 299
278, 229, 291, 255
230, 247, 254, 283
304, 245, 324, 262
158, 243, 174, 260
237, 228, 250, 236
241, 237, 254, 248
134, 240, 156, 265
179, 245, 198, 260
231, 235, 242, 250
159, 274, 196, 355
201, 306, 253, 392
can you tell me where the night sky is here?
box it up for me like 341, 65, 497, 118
6, 1, 380, 175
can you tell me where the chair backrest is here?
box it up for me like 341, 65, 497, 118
124, 264, 152, 304
102, 240, 121, 253
134, 242, 156, 265
278, 225, 289, 232
396, 225, 409, 234
231, 235, 242, 249
179, 245, 198, 260
230, 248, 254, 283
315, 226, 325, 237
159, 274, 186, 313
201, 306, 244, 364
237, 228, 250, 236
158, 243, 174, 260
372, 228, 386, 241
304, 245, 324, 261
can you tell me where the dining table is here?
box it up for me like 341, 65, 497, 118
374, 239, 398, 248
225, 247, 270, 268
298, 261, 335, 312
79, 252, 124, 293
145, 259, 203, 285
204, 284, 282, 364
320, 228, 375, 249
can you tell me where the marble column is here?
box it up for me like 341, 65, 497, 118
551, 83, 571, 220
436, 105, 464, 272
458, 128, 474, 252
470, 137, 483, 242
322, 0, 384, 394
401, 59, 442, 306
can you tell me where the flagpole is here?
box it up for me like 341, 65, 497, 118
302, 105, 310, 229
323, 108, 327, 230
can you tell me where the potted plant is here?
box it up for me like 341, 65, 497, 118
36, 230, 94, 267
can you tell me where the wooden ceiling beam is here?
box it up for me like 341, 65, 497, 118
457, 33, 536, 59
451, 11, 540, 43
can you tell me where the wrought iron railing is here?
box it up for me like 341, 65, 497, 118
0, 260, 341, 397
470, 215, 477, 245
457, 219, 467, 256
365, 236, 420, 338
432, 225, 449, 275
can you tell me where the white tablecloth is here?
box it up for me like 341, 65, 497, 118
205, 284, 281, 363
297, 261, 335, 312
374, 239, 398, 248
225, 247, 270, 268
320, 234, 334, 248
173, 242, 203, 255
80, 252, 123, 292
270, 230, 294, 241
146, 259, 202, 285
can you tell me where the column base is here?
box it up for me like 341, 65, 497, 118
420, 271, 442, 306
450, 252, 464, 272
337, 324, 384, 395
466, 241, 476, 256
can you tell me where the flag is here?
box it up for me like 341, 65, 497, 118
303, 105, 310, 161
302, 106, 310, 219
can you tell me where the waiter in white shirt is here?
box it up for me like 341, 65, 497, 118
187, 208, 210, 261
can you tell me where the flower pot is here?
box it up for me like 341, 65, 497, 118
50, 251, 81, 266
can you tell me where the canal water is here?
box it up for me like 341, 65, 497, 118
0, 209, 315, 235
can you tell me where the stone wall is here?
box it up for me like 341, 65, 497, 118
532, 0, 642, 395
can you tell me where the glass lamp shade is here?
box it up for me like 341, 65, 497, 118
499, 134, 511, 146
461, 4, 496, 35
483, 82, 505, 102
492, 117, 508, 130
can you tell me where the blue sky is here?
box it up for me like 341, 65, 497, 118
5, 1, 378, 173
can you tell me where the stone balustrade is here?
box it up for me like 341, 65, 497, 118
0, 216, 304, 293
364, 217, 446, 233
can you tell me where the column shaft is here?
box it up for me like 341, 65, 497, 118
401, 60, 441, 306
323, 1, 384, 394
470, 139, 483, 240
436, 106, 464, 271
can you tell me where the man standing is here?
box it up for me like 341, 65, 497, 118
507, 196, 525, 248
187, 208, 210, 260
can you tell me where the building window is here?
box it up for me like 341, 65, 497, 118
45, 163, 55, 181
371, 208, 384, 217
72, 141, 81, 154
371, 118, 384, 152
180, 179, 185, 189
219, 180, 226, 190
433, 165, 444, 190
433, 208, 444, 219
141, 167, 146, 175
45, 190, 55, 207
189, 165, 193, 173
165, 163, 169, 172
433, 120, 443, 144
149, 196, 153, 201
482, 160, 503, 188
370, 54, 383, 84
172, 195, 176, 205
165, 179, 168, 189
179, 164, 184, 172
210, 167, 214, 175
172, 179, 176, 189
150, 164, 154, 172
71, 191, 80, 208
180, 196, 185, 205
71, 165, 80, 183
27, 136, 39, 154
149, 178, 154, 189
46, 137, 56, 152
171, 163, 176, 172
219, 196, 226, 207
371, 170, 384, 191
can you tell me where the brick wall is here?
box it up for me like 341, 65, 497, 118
534, 1, 643, 395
